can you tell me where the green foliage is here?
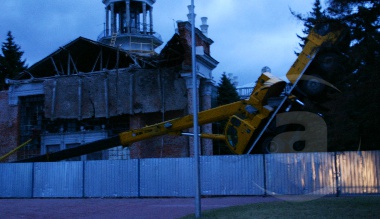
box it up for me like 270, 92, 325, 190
213, 73, 240, 155
327, 0, 379, 71
290, 0, 328, 55
325, 0, 380, 150
292, 0, 380, 151
216, 73, 240, 106
0, 31, 27, 90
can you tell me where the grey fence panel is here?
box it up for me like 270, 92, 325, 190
139, 158, 194, 197
1, 151, 380, 198
84, 160, 139, 197
0, 163, 33, 198
201, 155, 265, 195
339, 151, 380, 195
265, 152, 336, 195
33, 162, 83, 197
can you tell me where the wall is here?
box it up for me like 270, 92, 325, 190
43, 68, 187, 120
1, 151, 379, 198
0, 91, 19, 162
177, 21, 212, 68
128, 111, 189, 159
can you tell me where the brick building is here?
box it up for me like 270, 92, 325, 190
0, 0, 218, 162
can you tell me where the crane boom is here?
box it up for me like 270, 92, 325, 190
15, 21, 349, 162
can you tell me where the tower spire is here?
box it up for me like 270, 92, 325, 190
98, 0, 162, 56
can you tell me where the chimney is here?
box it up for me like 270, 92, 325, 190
200, 17, 209, 36
175, 20, 182, 34
187, 5, 196, 24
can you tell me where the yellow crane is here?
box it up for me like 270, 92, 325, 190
16, 21, 349, 162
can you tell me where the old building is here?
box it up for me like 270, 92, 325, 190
0, 0, 218, 162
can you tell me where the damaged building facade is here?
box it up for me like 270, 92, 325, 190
0, 0, 218, 162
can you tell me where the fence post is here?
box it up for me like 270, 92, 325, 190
82, 161, 85, 198
31, 162, 35, 198
262, 153, 267, 196
334, 152, 341, 197
137, 159, 141, 197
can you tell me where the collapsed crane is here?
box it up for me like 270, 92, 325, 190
16, 21, 349, 162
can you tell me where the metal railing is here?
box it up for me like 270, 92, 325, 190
237, 87, 254, 99
97, 30, 162, 42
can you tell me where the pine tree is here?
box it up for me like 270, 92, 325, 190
216, 73, 240, 106
291, 0, 380, 151
325, 0, 380, 151
327, 0, 379, 70
291, 0, 327, 55
0, 31, 28, 90
213, 73, 240, 154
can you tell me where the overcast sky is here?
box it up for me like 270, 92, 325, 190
0, 0, 319, 86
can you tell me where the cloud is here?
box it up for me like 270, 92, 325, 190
0, 0, 316, 85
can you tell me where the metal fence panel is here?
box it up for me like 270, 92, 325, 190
265, 152, 336, 195
84, 160, 139, 197
1, 151, 379, 198
139, 158, 194, 197
201, 155, 265, 195
339, 151, 380, 195
0, 163, 33, 197
33, 162, 83, 197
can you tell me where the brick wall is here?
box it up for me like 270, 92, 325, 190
0, 91, 19, 162
129, 111, 189, 159
177, 21, 212, 68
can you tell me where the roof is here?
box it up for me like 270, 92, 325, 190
25, 37, 135, 78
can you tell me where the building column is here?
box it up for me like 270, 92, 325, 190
125, 0, 130, 33
142, 2, 147, 34
110, 3, 116, 34
137, 10, 141, 32
201, 80, 214, 155
181, 72, 200, 157
105, 7, 109, 36
119, 11, 123, 33
149, 8, 153, 33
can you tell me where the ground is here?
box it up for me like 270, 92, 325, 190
0, 196, 279, 219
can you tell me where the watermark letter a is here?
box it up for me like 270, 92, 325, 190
272, 111, 327, 153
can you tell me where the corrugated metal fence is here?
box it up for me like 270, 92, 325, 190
1, 151, 379, 198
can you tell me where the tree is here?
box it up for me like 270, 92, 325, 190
327, 0, 379, 71
325, 0, 380, 151
291, 0, 328, 54
213, 72, 240, 154
216, 72, 240, 106
291, 0, 380, 151
0, 31, 28, 90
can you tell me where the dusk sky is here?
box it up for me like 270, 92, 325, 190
0, 0, 319, 86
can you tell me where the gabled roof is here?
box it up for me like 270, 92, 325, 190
157, 34, 185, 67
26, 37, 135, 78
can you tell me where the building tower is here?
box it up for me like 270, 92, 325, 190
98, 0, 163, 56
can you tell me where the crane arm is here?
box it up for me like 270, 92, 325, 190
15, 22, 349, 163
16, 73, 285, 162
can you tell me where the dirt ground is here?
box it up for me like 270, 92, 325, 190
0, 196, 280, 218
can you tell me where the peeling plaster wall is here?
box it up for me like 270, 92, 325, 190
43, 67, 188, 119
0, 91, 19, 162
128, 110, 189, 159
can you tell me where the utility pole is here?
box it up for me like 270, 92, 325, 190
190, 0, 201, 218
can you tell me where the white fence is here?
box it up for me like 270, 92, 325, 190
0, 151, 379, 198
